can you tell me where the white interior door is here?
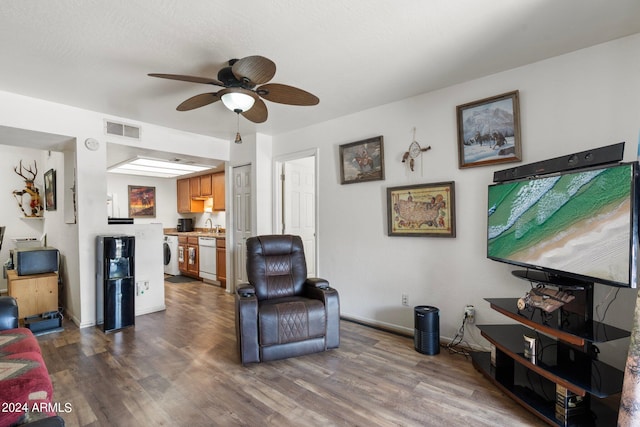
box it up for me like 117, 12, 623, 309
283, 157, 316, 277
233, 164, 252, 289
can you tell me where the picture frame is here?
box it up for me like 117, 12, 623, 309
128, 185, 156, 218
339, 136, 385, 184
456, 90, 521, 169
44, 168, 56, 211
387, 181, 456, 237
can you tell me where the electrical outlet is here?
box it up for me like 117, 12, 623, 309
136, 281, 150, 296
465, 305, 475, 324
402, 293, 409, 307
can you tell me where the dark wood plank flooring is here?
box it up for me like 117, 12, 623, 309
35, 279, 545, 426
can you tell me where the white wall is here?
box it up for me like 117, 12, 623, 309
0, 144, 79, 321
271, 34, 640, 368
0, 145, 48, 291
106, 173, 177, 227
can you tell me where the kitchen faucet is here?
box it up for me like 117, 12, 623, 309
205, 218, 213, 232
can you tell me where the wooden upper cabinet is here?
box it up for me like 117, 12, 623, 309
190, 176, 201, 198
177, 172, 221, 213
212, 173, 225, 211
200, 174, 213, 197
177, 178, 204, 213
177, 178, 191, 213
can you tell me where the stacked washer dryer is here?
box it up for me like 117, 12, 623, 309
163, 235, 180, 275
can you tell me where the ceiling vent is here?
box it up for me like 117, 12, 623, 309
104, 120, 141, 140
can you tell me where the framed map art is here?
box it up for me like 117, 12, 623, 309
387, 181, 456, 237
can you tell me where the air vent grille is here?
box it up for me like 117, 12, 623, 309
104, 120, 141, 140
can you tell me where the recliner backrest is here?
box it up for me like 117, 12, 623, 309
246, 235, 307, 300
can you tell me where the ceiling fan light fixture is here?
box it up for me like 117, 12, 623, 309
221, 92, 255, 113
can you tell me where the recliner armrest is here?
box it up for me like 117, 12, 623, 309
237, 284, 256, 297
305, 277, 330, 290
235, 284, 259, 364
0, 296, 19, 331
303, 279, 340, 350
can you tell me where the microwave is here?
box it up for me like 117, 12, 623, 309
11, 247, 59, 276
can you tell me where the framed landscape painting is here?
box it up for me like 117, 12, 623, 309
456, 90, 521, 168
339, 136, 385, 184
387, 181, 456, 237
128, 185, 156, 218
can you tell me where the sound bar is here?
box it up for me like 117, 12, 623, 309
493, 142, 625, 182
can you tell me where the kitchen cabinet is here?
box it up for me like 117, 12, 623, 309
200, 174, 213, 197
212, 173, 225, 211
177, 178, 204, 213
7, 270, 58, 319
189, 176, 201, 197
177, 236, 188, 272
216, 237, 226, 288
178, 236, 200, 278
177, 173, 224, 213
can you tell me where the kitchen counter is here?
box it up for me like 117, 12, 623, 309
163, 229, 225, 239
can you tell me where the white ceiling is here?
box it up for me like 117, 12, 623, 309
1, 0, 640, 145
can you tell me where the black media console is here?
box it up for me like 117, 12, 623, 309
471, 271, 629, 426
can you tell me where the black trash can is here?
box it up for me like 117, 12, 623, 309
414, 305, 440, 355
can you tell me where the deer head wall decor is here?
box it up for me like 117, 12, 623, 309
12, 159, 43, 217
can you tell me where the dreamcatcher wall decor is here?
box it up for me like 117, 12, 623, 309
402, 127, 431, 173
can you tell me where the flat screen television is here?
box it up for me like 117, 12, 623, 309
487, 162, 639, 288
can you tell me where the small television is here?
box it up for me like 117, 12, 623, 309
12, 247, 59, 276
487, 162, 639, 288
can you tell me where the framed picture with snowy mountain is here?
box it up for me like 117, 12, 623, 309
456, 90, 521, 168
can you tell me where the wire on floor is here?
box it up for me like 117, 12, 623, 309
445, 311, 474, 358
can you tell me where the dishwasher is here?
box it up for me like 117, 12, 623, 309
198, 237, 217, 283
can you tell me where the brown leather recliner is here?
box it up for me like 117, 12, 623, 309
235, 235, 340, 364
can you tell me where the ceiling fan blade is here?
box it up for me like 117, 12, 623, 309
148, 73, 224, 86
176, 92, 220, 111
232, 56, 276, 85
241, 98, 268, 123
257, 83, 319, 106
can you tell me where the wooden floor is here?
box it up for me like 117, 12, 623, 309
35, 279, 545, 427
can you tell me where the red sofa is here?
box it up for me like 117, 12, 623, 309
0, 296, 64, 427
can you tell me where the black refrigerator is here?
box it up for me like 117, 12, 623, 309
96, 235, 135, 332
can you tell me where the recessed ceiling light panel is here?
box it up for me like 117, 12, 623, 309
108, 157, 211, 178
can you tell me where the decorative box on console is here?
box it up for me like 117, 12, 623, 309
24, 312, 62, 334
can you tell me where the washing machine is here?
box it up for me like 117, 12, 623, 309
163, 235, 180, 275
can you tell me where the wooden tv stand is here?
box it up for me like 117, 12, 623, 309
472, 273, 629, 426
7, 270, 58, 320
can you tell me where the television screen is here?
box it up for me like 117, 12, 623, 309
487, 162, 638, 287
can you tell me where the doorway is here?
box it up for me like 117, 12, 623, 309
232, 164, 252, 290
275, 149, 318, 277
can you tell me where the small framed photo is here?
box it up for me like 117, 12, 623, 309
387, 181, 456, 237
456, 90, 521, 169
128, 185, 156, 218
44, 169, 56, 211
339, 136, 385, 184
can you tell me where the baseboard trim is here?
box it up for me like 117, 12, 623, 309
135, 304, 166, 316
340, 315, 413, 338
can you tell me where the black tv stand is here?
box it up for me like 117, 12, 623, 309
472, 272, 630, 425
512, 270, 591, 291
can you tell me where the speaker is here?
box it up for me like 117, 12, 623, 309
414, 305, 440, 355
493, 142, 625, 182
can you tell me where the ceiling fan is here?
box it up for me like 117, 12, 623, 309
149, 55, 319, 124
